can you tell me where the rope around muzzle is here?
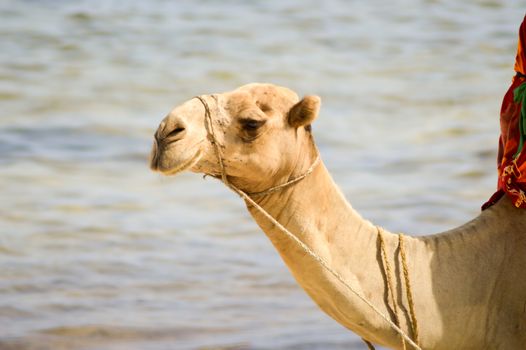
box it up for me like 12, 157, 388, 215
195, 95, 321, 194
194, 95, 422, 350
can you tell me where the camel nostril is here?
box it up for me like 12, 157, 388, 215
165, 126, 187, 143
167, 127, 185, 137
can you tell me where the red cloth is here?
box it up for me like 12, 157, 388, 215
483, 15, 526, 209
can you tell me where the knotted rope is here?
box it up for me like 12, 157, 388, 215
195, 94, 321, 196
378, 227, 420, 349
378, 228, 405, 349
399, 233, 420, 346
248, 156, 321, 197
194, 95, 422, 350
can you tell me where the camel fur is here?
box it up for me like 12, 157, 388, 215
150, 83, 526, 349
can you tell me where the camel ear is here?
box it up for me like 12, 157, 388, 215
288, 95, 321, 129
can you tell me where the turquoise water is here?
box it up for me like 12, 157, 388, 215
0, 1, 524, 349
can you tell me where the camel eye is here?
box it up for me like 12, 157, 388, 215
240, 118, 265, 131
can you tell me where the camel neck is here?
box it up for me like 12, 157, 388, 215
247, 160, 363, 248
244, 159, 404, 348
243, 157, 526, 349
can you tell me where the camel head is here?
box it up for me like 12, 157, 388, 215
150, 83, 321, 192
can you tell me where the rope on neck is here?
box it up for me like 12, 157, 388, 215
399, 232, 420, 346
194, 95, 422, 350
377, 227, 420, 350
378, 227, 405, 350
248, 156, 321, 197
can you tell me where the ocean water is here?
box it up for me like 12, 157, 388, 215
0, 1, 524, 349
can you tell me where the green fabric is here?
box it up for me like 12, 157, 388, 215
513, 82, 526, 159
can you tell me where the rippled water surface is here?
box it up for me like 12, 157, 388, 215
1, 1, 524, 349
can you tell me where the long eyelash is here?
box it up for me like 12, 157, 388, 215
240, 119, 265, 130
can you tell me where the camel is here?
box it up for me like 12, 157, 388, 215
149, 83, 526, 349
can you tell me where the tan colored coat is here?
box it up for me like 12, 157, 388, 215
151, 83, 526, 349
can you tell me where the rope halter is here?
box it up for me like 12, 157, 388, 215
194, 95, 320, 196
193, 94, 422, 350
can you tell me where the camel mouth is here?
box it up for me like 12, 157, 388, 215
154, 150, 202, 176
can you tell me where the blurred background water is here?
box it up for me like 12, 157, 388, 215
0, 1, 524, 349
